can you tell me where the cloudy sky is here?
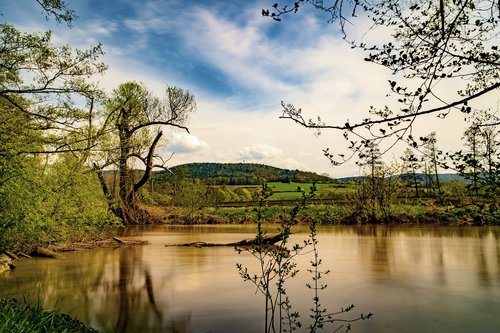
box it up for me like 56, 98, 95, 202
2, 0, 489, 177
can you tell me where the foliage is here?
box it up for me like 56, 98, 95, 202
172, 178, 213, 220
0, 298, 98, 333
0, 1, 121, 252
0, 154, 119, 252
0, 24, 106, 154
447, 114, 499, 202
155, 162, 333, 185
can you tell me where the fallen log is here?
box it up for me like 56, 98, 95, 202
2, 250, 18, 260
32, 247, 61, 258
166, 232, 284, 248
112, 237, 125, 244
47, 238, 148, 252
18, 252, 32, 259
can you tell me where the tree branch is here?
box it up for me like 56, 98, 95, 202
280, 82, 500, 131
133, 131, 163, 193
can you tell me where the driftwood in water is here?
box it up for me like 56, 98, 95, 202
3, 250, 18, 260
32, 246, 61, 258
18, 252, 32, 259
113, 237, 125, 244
166, 232, 284, 248
49, 239, 148, 252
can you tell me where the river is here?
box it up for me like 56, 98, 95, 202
0, 225, 499, 333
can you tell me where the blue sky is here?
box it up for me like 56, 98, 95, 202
2, 0, 480, 177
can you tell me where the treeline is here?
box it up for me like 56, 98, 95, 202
154, 162, 332, 185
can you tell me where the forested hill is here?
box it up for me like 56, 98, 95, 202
154, 162, 333, 185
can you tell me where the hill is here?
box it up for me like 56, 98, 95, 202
153, 162, 333, 185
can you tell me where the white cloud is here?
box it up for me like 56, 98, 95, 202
164, 132, 208, 154
276, 158, 311, 171
239, 143, 283, 160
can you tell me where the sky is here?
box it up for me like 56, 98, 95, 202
2, 0, 493, 177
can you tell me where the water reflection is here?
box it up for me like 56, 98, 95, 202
0, 246, 192, 333
0, 225, 499, 333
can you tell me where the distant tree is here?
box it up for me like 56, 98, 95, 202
264, 0, 499, 163
93, 82, 196, 224
421, 132, 442, 196
172, 179, 211, 220
447, 111, 499, 198
401, 148, 422, 196
234, 187, 253, 201
356, 142, 384, 221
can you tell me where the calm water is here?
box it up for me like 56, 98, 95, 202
1, 225, 499, 333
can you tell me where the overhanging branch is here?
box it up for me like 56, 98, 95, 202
280, 82, 499, 131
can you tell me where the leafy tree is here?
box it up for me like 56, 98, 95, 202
234, 187, 253, 201
401, 148, 422, 196
421, 132, 443, 196
264, 0, 499, 163
355, 142, 387, 221
93, 81, 196, 224
172, 178, 211, 220
0, 0, 119, 252
448, 112, 499, 199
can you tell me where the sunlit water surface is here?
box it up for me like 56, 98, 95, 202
1, 225, 499, 333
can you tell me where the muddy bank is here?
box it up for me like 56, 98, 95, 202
1, 237, 148, 274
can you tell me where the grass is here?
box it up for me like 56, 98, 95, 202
0, 298, 98, 333
261, 182, 358, 201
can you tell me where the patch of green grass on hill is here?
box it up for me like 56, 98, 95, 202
265, 182, 359, 200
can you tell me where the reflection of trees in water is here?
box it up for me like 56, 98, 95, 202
100, 246, 192, 333
347, 225, 500, 239
352, 226, 499, 289
0, 247, 192, 333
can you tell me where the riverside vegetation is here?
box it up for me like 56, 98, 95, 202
143, 161, 499, 226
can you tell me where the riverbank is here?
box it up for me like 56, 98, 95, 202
159, 203, 498, 226
0, 237, 148, 275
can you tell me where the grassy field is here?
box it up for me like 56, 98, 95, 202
239, 182, 359, 201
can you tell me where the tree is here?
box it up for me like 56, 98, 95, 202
447, 111, 499, 198
355, 142, 386, 221
401, 148, 422, 196
93, 82, 196, 224
172, 178, 212, 220
264, 0, 499, 163
421, 132, 442, 196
